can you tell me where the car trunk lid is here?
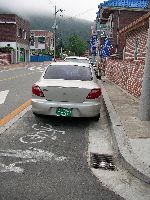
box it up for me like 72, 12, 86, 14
38, 80, 98, 103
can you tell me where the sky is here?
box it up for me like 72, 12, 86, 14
0, 0, 104, 21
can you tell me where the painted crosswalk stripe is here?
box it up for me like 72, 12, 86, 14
0, 90, 9, 104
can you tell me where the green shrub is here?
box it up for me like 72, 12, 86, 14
0, 47, 14, 53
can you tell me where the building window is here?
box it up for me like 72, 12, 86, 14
19, 28, 22, 38
38, 36, 45, 44
17, 28, 19, 37
17, 28, 22, 38
30, 32, 35, 46
24, 31, 27, 39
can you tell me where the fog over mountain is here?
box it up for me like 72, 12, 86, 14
0, 8, 92, 43
0, 0, 99, 21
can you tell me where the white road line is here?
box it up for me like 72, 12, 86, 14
28, 66, 36, 70
0, 148, 67, 173
0, 90, 9, 104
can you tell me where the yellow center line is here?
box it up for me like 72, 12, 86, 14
0, 72, 36, 82
0, 99, 31, 127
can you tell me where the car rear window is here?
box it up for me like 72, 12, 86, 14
44, 65, 92, 81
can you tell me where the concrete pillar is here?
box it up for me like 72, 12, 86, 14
138, 17, 150, 121
16, 47, 18, 63
18, 47, 20, 63
26, 49, 30, 63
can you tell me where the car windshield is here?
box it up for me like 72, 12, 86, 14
65, 58, 89, 63
44, 65, 92, 81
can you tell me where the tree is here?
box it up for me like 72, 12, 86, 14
67, 34, 87, 56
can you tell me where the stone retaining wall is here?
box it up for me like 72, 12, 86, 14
0, 53, 11, 66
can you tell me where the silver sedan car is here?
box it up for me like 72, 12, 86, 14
32, 62, 102, 120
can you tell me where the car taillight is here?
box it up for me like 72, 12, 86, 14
32, 84, 45, 97
86, 88, 101, 99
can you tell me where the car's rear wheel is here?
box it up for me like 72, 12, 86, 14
93, 113, 100, 121
33, 112, 40, 117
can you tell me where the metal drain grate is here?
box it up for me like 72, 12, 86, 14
90, 153, 116, 170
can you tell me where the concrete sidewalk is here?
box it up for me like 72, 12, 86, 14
101, 78, 150, 184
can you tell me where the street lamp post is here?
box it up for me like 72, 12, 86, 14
52, 5, 63, 61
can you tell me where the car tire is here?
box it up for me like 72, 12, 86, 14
93, 113, 100, 121
33, 112, 40, 117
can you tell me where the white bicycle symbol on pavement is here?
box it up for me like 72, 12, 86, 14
28, 65, 47, 72
19, 124, 65, 144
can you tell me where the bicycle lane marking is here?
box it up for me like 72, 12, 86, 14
28, 65, 47, 72
0, 147, 67, 173
19, 123, 66, 144
0, 124, 67, 173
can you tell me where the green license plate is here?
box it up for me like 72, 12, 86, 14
56, 107, 72, 117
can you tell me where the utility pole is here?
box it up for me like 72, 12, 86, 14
139, 17, 150, 121
52, 5, 63, 61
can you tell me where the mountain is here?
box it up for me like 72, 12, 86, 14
27, 14, 92, 43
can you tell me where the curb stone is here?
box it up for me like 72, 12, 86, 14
100, 81, 150, 184
0, 106, 32, 135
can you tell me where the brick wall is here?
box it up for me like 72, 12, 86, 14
0, 23, 16, 42
105, 58, 144, 97
33, 30, 51, 37
15, 15, 30, 45
0, 14, 30, 45
111, 10, 148, 53
30, 30, 53, 50
0, 14, 16, 42
124, 24, 148, 61
104, 14, 149, 98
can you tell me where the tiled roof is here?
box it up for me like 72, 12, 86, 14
99, 0, 149, 9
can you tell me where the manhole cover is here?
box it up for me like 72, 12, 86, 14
90, 153, 116, 170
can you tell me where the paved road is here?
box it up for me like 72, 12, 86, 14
0, 62, 124, 199
0, 63, 47, 119
0, 107, 123, 200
